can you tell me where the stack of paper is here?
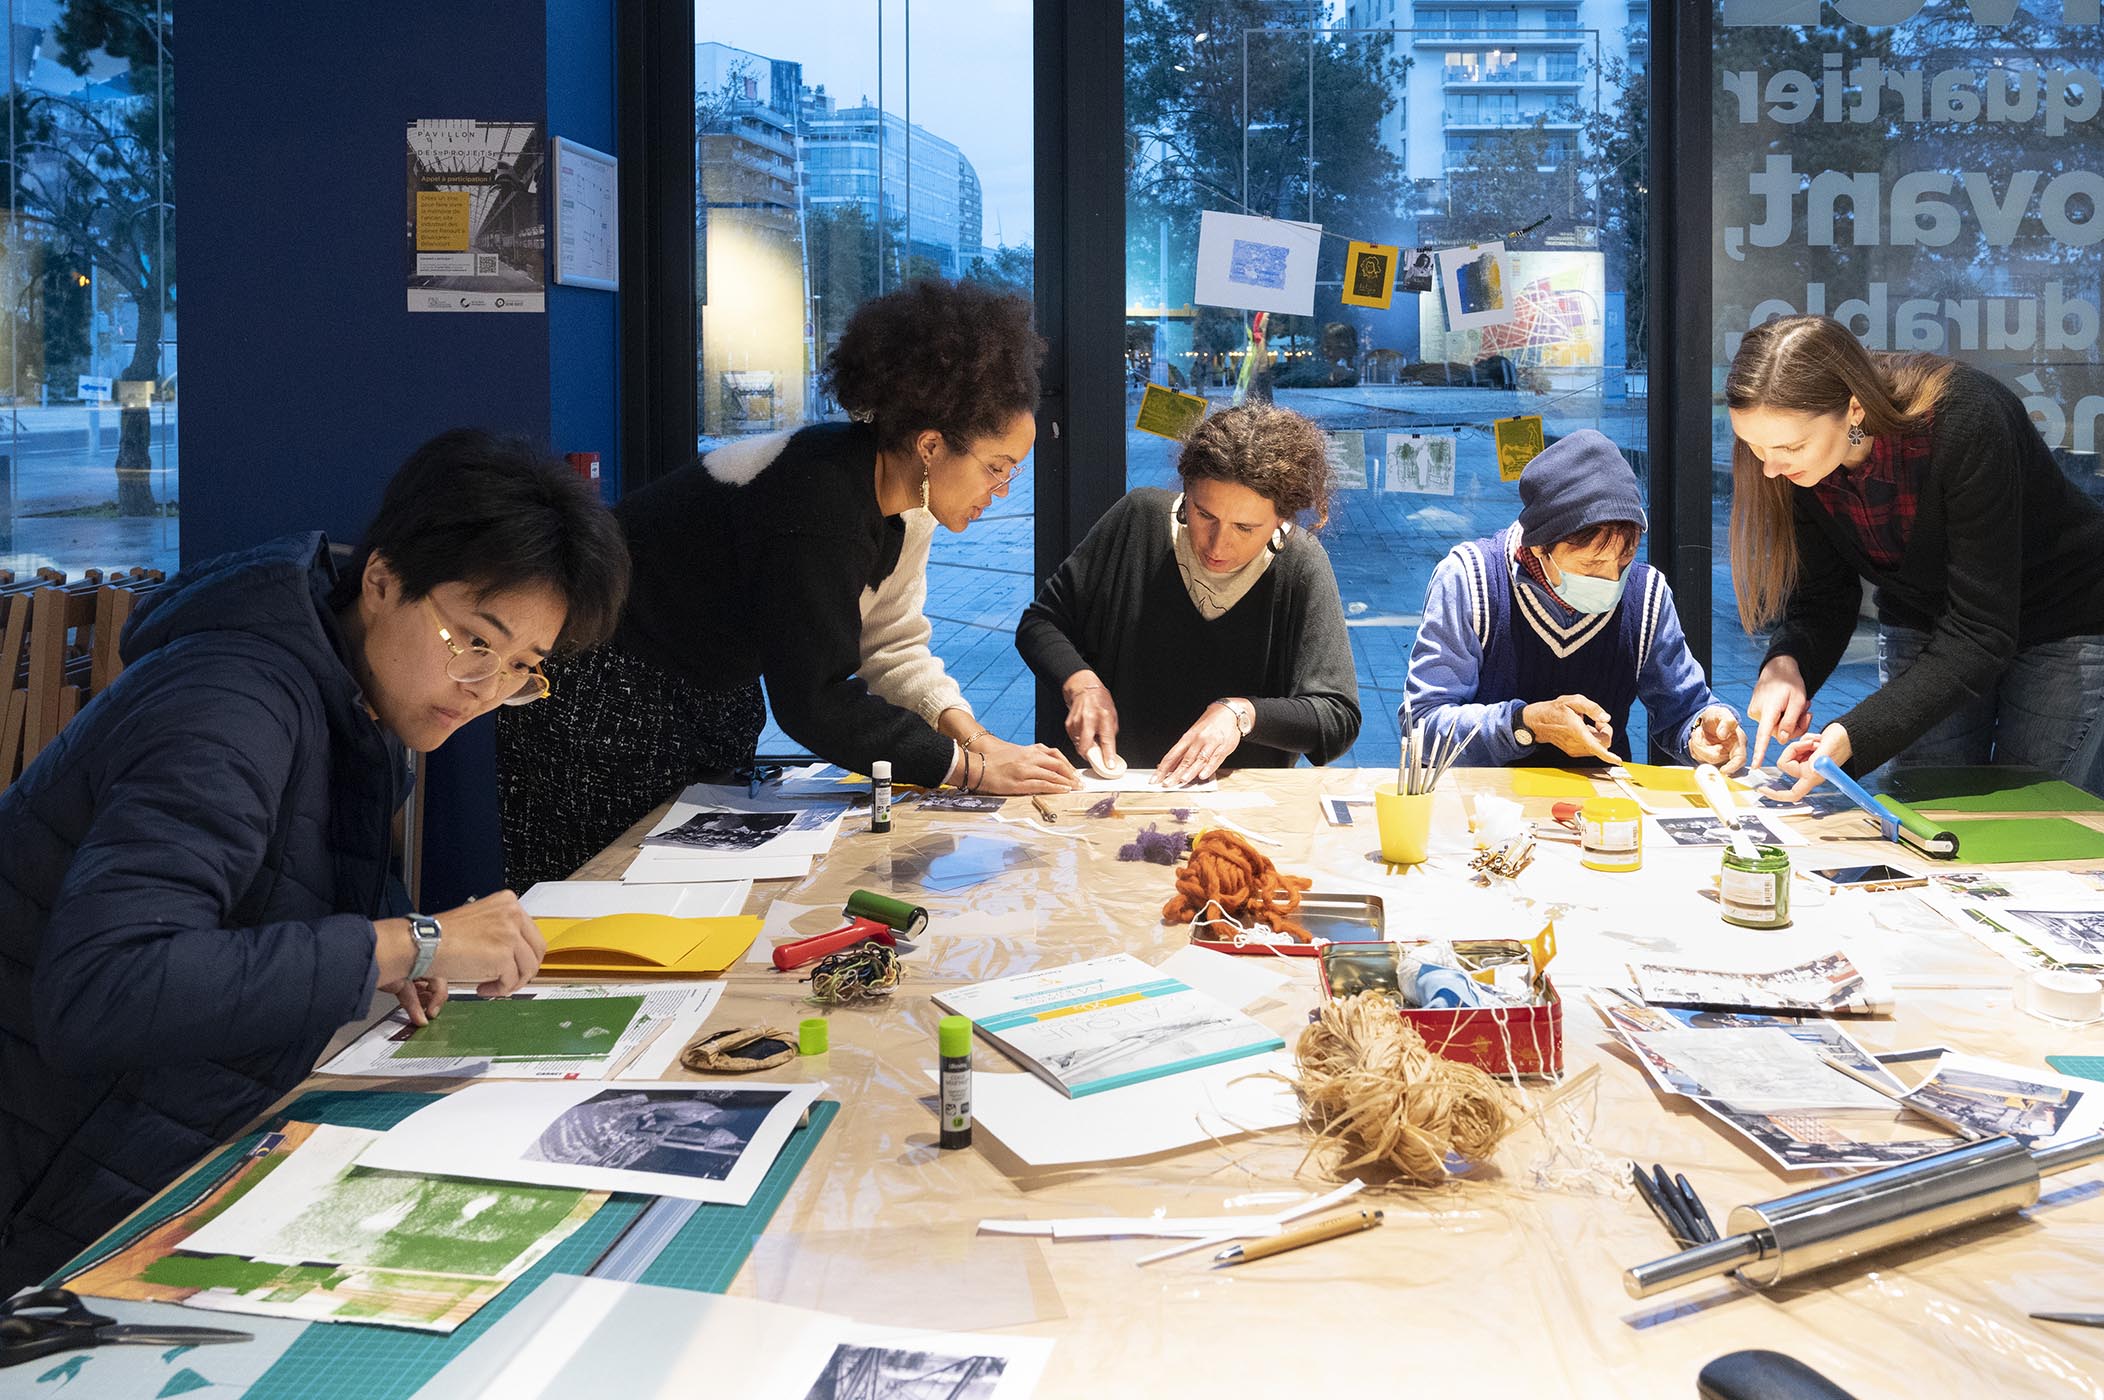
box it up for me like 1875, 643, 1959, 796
320, 982, 724, 1080
1591, 993, 1952, 1171
1920, 871, 2104, 971
355, 1080, 825, 1206
537, 913, 763, 975
66, 1121, 606, 1333
411, 1275, 1051, 1400
623, 784, 850, 884
520, 879, 750, 919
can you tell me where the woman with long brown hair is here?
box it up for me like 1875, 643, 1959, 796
1727, 315, 2104, 799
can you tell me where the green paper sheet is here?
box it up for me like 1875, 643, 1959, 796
1882, 766, 2104, 815
1942, 816, 2104, 865
391, 995, 644, 1061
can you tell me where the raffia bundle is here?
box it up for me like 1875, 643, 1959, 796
1291, 992, 1518, 1186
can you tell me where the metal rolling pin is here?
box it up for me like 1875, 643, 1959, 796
1624, 1132, 2104, 1299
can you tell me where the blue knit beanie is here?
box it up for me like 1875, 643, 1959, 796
1516, 429, 1647, 548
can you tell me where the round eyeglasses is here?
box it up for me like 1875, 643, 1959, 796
422, 598, 551, 705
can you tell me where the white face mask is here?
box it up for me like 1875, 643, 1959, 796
1552, 563, 1628, 615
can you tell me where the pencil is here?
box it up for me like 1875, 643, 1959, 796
1215, 1209, 1384, 1264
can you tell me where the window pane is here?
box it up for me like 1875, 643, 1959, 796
1711, 5, 2104, 775
1, 4, 176, 577
1126, 8, 1648, 768
694, 2, 1035, 753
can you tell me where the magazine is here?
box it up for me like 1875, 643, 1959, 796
1629, 951, 1891, 1016
933, 954, 1284, 1098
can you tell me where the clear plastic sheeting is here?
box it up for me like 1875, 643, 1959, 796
566, 769, 2104, 1396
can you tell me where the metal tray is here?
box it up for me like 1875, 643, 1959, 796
1190, 890, 1385, 956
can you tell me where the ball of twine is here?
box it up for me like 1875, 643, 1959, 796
1291, 992, 1517, 1186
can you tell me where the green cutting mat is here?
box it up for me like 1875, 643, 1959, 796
1944, 816, 2104, 864
51, 1089, 837, 1400
1883, 766, 2104, 815
2048, 1057, 2104, 1083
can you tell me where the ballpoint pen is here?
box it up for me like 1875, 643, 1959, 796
1214, 1209, 1384, 1264
1675, 1172, 1720, 1244
1630, 1162, 1696, 1247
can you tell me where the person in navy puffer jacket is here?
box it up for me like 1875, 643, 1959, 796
0, 429, 630, 1293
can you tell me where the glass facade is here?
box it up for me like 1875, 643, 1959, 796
0, 2, 176, 578
1128, 1, 1648, 768
693, 2, 1037, 750
1709, 0, 2104, 760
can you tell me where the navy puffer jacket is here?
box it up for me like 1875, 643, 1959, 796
0, 533, 405, 1291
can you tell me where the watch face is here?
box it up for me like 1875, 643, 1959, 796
1514, 726, 1534, 746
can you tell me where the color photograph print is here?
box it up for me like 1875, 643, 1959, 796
1435, 240, 1516, 330
1339, 240, 1398, 309
1193, 209, 1322, 317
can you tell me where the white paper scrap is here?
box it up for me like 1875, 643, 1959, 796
1194, 209, 1323, 317
938, 1050, 1299, 1167
520, 879, 750, 920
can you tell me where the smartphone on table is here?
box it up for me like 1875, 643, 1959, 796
1808, 863, 1926, 892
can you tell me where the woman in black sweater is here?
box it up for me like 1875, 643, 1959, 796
1726, 315, 2104, 800
498, 281, 1077, 887
1017, 403, 1361, 786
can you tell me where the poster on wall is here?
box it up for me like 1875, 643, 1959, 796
407, 119, 547, 313
1194, 210, 1322, 318
1417, 250, 1606, 376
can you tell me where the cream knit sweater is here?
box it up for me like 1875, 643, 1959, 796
858, 507, 972, 730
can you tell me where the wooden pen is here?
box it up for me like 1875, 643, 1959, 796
1214, 1209, 1384, 1264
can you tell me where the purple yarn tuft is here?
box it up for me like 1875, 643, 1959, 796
1118, 823, 1187, 865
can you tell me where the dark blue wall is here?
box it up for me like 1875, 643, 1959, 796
181, 0, 618, 909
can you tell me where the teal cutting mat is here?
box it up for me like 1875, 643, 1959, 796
2048, 1057, 2104, 1083
51, 1089, 837, 1400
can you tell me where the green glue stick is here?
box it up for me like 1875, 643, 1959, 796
939, 1014, 973, 1150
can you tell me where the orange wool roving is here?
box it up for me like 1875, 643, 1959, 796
1161, 829, 1315, 940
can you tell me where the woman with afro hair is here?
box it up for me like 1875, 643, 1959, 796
497, 280, 1078, 887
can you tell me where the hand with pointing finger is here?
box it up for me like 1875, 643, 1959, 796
1747, 656, 1813, 774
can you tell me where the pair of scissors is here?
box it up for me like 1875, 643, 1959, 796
0, 1288, 251, 1368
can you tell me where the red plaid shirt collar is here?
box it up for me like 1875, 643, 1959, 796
1809, 416, 1932, 571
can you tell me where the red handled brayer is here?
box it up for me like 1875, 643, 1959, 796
772, 916, 895, 972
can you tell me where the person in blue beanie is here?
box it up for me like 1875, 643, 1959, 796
0, 431, 631, 1295
1405, 429, 1746, 770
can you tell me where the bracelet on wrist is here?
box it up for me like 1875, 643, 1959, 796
963, 729, 993, 754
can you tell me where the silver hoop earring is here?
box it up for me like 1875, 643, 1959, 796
1174, 497, 1188, 526
1846, 423, 1866, 447
1267, 526, 1287, 555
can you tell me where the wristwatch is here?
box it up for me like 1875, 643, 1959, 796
1216, 697, 1255, 737
1511, 706, 1535, 749
407, 912, 443, 981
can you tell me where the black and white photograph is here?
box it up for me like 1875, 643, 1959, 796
644, 808, 801, 852
1399, 245, 1437, 293
801, 1344, 1009, 1400
523, 1088, 777, 1180
1651, 812, 1797, 849
912, 791, 1008, 814
2004, 908, 2104, 963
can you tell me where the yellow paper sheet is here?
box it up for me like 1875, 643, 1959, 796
536, 914, 762, 975
1510, 767, 1602, 799
1621, 763, 1752, 794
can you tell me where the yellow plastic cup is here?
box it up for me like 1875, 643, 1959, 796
1375, 787, 1435, 865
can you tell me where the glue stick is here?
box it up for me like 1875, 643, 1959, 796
872, 760, 893, 833
939, 1014, 973, 1149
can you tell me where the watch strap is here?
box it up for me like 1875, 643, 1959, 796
407, 913, 443, 981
